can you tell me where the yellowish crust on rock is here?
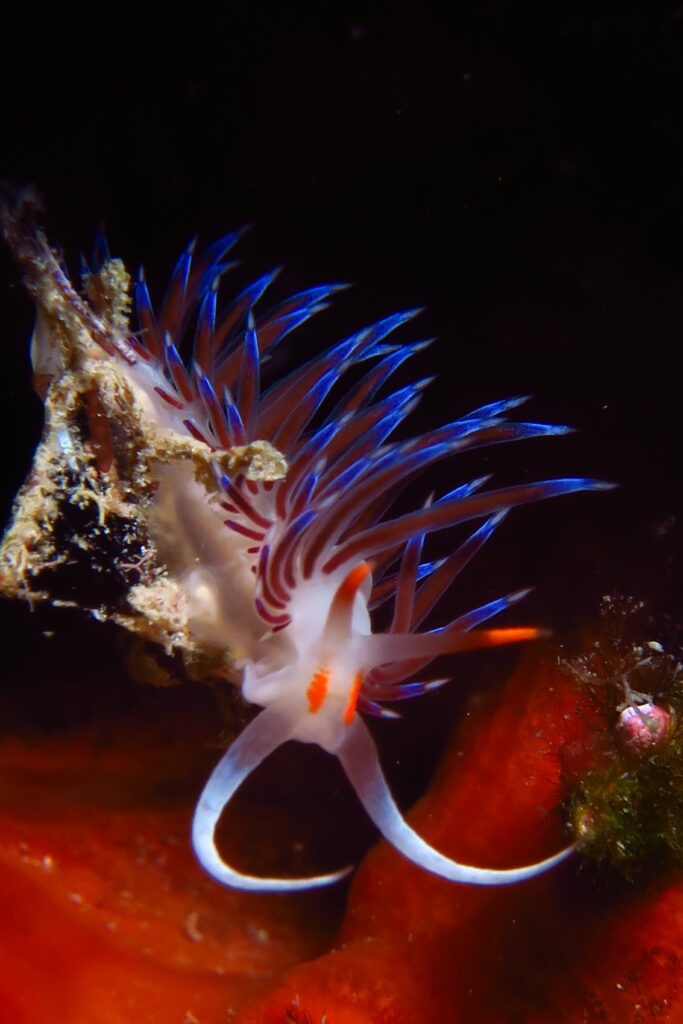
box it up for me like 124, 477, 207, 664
1, 207, 287, 683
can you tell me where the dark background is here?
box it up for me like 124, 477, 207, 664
0, 5, 681, 801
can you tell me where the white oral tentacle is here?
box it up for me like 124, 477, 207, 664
337, 716, 575, 885
191, 704, 354, 891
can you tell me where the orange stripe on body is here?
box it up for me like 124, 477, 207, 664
474, 626, 546, 647
344, 672, 364, 726
335, 562, 371, 610
307, 668, 330, 713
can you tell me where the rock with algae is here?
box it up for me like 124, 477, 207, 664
0, 194, 286, 683
563, 594, 683, 883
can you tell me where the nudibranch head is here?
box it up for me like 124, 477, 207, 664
2, 205, 613, 892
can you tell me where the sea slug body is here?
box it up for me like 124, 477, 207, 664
2, 202, 612, 892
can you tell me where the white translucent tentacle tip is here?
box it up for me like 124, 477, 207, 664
338, 717, 575, 886
191, 706, 353, 892
192, 802, 353, 892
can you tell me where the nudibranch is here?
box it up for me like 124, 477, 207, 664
1, 198, 612, 892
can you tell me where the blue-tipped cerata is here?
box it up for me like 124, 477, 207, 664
25, 223, 616, 892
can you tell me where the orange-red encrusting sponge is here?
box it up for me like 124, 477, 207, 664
236, 651, 683, 1024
